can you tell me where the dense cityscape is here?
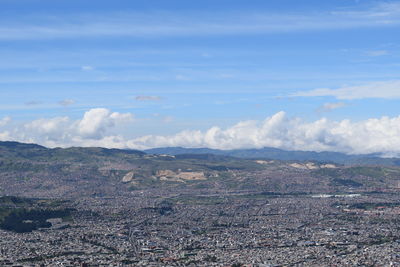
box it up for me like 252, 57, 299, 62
1, 189, 400, 266
1, 143, 400, 266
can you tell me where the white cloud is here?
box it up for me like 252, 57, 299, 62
0, 131, 11, 141
8, 108, 134, 146
0, 116, 11, 127
58, 99, 75, 107
24, 117, 71, 142
135, 95, 162, 101
318, 102, 347, 112
77, 108, 133, 139
162, 116, 173, 123
25, 117, 70, 134
365, 50, 389, 57
25, 101, 42, 106
0, 117, 11, 141
81, 65, 94, 71
175, 74, 190, 81
294, 80, 400, 100
128, 112, 400, 156
4, 109, 400, 156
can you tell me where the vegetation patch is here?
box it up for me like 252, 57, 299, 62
0, 196, 73, 233
349, 202, 400, 210
331, 178, 363, 187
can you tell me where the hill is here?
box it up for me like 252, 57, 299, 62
145, 147, 400, 166
1, 141, 400, 199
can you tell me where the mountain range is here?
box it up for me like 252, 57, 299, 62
1, 141, 400, 200
145, 147, 400, 166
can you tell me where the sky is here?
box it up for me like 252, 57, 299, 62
1, 0, 400, 155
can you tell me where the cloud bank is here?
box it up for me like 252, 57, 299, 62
0, 116, 11, 127
2, 109, 400, 156
2, 108, 133, 148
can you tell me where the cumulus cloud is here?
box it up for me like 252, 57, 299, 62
4, 109, 400, 156
135, 95, 162, 101
77, 108, 133, 139
0, 116, 11, 127
0, 117, 11, 141
129, 112, 400, 156
25, 117, 70, 134
0, 131, 11, 141
7, 108, 134, 146
24, 117, 71, 142
294, 80, 400, 100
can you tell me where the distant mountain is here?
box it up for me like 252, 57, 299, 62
145, 147, 400, 166
0, 141, 268, 198
2, 141, 400, 199
0, 141, 145, 161
1, 141, 398, 166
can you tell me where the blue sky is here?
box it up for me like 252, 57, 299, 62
1, 0, 400, 154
